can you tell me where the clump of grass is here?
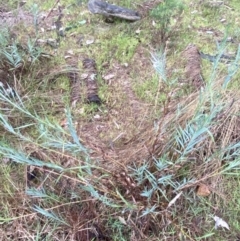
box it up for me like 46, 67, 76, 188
0, 27, 43, 73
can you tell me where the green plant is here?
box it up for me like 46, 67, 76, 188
126, 42, 240, 239
150, 0, 184, 43
0, 28, 43, 71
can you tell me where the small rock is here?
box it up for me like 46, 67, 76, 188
86, 38, 94, 45
67, 49, 74, 55
81, 73, 89, 79
94, 114, 101, 119
135, 29, 141, 34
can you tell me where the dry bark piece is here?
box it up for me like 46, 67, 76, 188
88, 0, 141, 21
82, 58, 101, 104
183, 44, 204, 89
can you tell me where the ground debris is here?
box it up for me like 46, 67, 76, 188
67, 58, 101, 106
82, 58, 101, 104
67, 64, 82, 107
87, 0, 141, 21
67, 202, 110, 241
0, 8, 36, 27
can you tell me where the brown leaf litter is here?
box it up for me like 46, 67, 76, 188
196, 183, 211, 197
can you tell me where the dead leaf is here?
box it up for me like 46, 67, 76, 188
213, 216, 230, 230
86, 38, 94, 45
102, 74, 115, 81
167, 192, 182, 208
135, 28, 141, 34
66, 49, 74, 55
118, 216, 127, 225
60, 118, 68, 128
94, 114, 101, 119
196, 183, 211, 197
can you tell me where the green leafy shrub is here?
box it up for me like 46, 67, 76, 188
150, 0, 185, 43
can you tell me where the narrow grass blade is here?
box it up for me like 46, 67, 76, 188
33, 206, 69, 226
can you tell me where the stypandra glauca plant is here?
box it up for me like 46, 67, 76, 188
0, 4, 43, 73
1, 39, 240, 239
128, 41, 240, 234
0, 85, 134, 228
